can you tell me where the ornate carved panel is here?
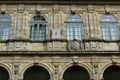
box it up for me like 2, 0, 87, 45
67, 40, 84, 51
7, 42, 28, 51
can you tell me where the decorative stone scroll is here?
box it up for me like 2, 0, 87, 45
67, 40, 84, 51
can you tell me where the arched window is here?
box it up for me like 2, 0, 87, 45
63, 66, 90, 80
30, 15, 47, 41
0, 14, 10, 40
66, 15, 83, 40
103, 65, 120, 80
0, 66, 9, 80
101, 15, 119, 40
23, 66, 50, 80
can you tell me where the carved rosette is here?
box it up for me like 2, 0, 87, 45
67, 40, 84, 51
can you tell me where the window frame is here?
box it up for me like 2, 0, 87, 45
30, 15, 47, 41
0, 14, 11, 40
100, 15, 119, 40
65, 14, 83, 41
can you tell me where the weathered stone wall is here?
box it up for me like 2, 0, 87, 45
0, 55, 120, 80
0, 4, 119, 51
0, 3, 120, 80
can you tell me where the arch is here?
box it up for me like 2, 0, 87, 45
0, 63, 12, 79
29, 14, 47, 22
64, 14, 83, 22
23, 66, 50, 80
101, 15, 117, 22
30, 15, 46, 22
100, 14, 118, 22
99, 63, 120, 79
65, 14, 82, 22
0, 65, 10, 80
103, 65, 120, 80
20, 63, 52, 79
62, 65, 90, 80
60, 63, 92, 79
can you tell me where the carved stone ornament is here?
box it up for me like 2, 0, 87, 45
14, 64, 19, 75
67, 40, 84, 51
52, 28, 61, 39
54, 64, 59, 75
93, 64, 98, 74
7, 42, 27, 51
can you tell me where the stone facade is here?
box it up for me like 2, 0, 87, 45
0, 1, 120, 80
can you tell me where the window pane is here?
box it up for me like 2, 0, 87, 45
0, 14, 10, 40
66, 15, 82, 40
101, 15, 118, 40
30, 15, 46, 40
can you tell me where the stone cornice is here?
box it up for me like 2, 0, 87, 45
0, 51, 120, 55
0, 0, 120, 4
0, 39, 120, 43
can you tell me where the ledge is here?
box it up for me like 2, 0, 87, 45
0, 39, 120, 43
0, 0, 120, 4
0, 51, 120, 55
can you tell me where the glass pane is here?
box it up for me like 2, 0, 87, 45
101, 15, 118, 40
66, 15, 82, 22
31, 15, 46, 21
0, 14, 10, 22
66, 15, 82, 40
101, 15, 116, 22
30, 15, 47, 40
